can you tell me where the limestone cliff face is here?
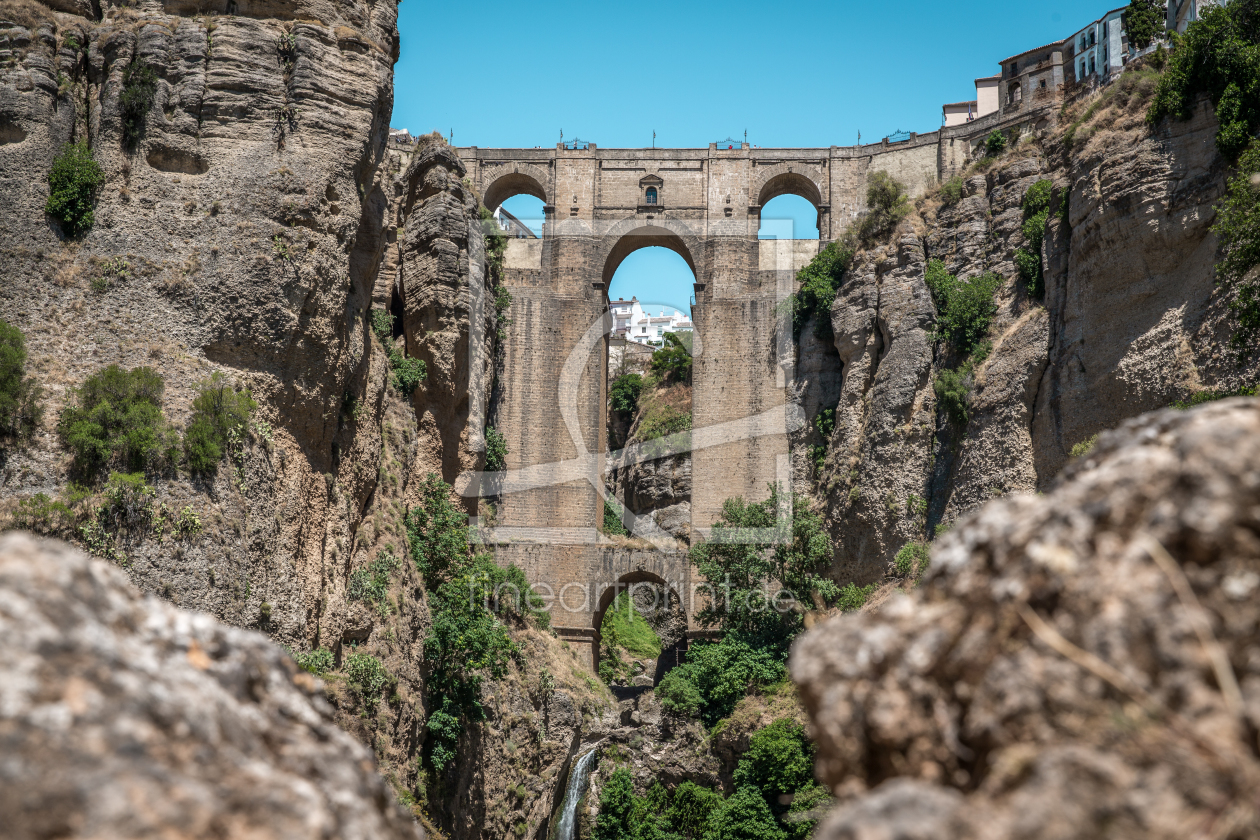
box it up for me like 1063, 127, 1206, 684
814, 92, 1259, 584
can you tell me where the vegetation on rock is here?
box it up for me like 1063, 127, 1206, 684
1211, 139, 1260, 352
120, 58, 158, 147
58, 365, 176, 475
610, 372, 644, 417
0, 319, 43, 446
183, 372, 257, 474
1148, 0, 1260, 158
1015, 179, 1054, 297
650, 332, 693, 382
857, 171, 910, 242
484, 425, 507, 471
45, 141, 103, 237
784, 236, 856, 340
925, 259, 1002, 427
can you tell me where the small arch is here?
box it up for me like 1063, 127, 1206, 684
755, 170, 823, 210
593, 572, 687, 683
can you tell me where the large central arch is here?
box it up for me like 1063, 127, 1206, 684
598, 222, 702, 288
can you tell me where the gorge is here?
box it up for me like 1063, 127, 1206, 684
2, 0, 1260, 838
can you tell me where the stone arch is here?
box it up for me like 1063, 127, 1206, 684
752, 165, 825, 210
592, 571, 687, 682
481, 161, 552, 211
597, 219, 703, 289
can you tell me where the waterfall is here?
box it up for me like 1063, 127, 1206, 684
553, 748, 598, 840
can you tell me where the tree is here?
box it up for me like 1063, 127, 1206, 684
731, 719, 815, 815
655, 634, 785, 726
690, 486, 837, 650
58, 365, 171, 474
45, 141, 104, 236
594, 768, 638, 840
857, 171, 910, 242
702, 787, 786, 840
1124, 0, 1167, 50
667, 782, 723, 840
0, 320, 43, 443
650, 332, 692, 382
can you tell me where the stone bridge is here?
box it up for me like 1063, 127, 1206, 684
449, 126, 1041, 664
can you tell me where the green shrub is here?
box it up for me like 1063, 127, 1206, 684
925, 260, 1002, 357
704, 786, 787, 840
370, 308, 394, 342
344, 651, 393, 698
1148, 1, 1260, 158
1211, 140, 1260, 351
1070, 434, 1100, 458
732, 719, 815, 816
183, 371, 256, 474
636, 403, 691, 443
609, 372, 644, 416
836, 582, 875, 612
984, 130, 1007, 158
406, 473, 469, 581
657, 635, 785, 726
59, 364, 171, 475
785, 236, 856, 340
603, 497, 629, 536
390, 354, 426, 395
783, 784, 831, 840
100, 471, 156, 532
173, 505, 202, 538
349, 549, 400, 603
1016, 180, 1054, 297
294, 647, 334, 674
893, 541, 930, 577
120, 58, 157, 147
857, 171, 910, 242
940, 175, 965, 206
484, 425, 507, 471
650, 332, 693, 381
934, 365, 973, 426
45, 141, 104, 236
0, 319, 43, 444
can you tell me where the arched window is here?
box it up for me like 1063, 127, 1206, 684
645, 187, 657, 205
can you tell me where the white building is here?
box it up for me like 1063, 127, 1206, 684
610, 297, 693, 346
1071, 7, 1128, 83
941, 75, 1001, 127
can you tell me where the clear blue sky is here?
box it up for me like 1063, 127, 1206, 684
393, 0, 1114, 314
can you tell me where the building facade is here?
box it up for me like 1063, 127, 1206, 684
1071, 7, 1128, 84
998, 40, 1068, 118
1169, 0, 1231, 33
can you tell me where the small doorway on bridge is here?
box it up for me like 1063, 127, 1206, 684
757, 193, 819, 240
605, 243, 695, 547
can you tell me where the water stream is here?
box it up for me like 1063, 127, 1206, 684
553, 748, 598, 840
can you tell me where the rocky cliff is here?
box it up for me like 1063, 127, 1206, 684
813, 79, 1260, 585
0, 1, 618, 835
794, 399, 1260, 839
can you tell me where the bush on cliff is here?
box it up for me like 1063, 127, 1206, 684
59, 365, 176, 475
857, 171, 910, 242
610, 372, 644, 417
925, 260, 1002, 358
1148, 0, 1260, 158
183, 372, 256, 474
0, 320, 43, 445
45, 141, 104, 237
731, 719, 815, 816
406, 474, 545, 773
120, 58, 157, 147
1211, 139, 1260, 352
1015, 179, 1054, 298
651, 332, 693, 382
784, 236, 856, 341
